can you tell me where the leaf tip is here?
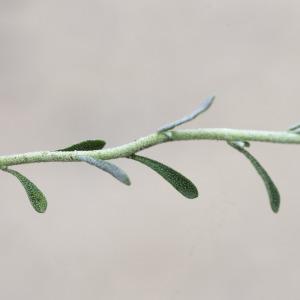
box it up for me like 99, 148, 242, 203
271, 195, 280, 214
123, 177, 131, 186
186, 188, 199, 199
36, 202, 47, 213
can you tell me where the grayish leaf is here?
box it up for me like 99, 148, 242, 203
77, 155, 131, 186
158, 95, 215, 132
288, 123, 300, 134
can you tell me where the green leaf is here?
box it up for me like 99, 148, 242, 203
4, 168, 47, 213
158, 95, 215, 132
232, 141, 251, 148
77, 155, 131, 186
57, 140, 106, 151
228, 141, 280, 213
130, 154, 198, 199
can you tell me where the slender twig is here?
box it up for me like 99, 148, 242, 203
0, 128, 300, 168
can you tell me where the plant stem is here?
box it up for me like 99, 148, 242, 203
0, 128, 299, 168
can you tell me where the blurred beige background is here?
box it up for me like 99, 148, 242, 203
1, 0, 300, 299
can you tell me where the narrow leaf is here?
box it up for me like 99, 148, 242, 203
288, 123, 300, 134
233, 141, 251, 148
77, 155, 131, 186
130, 154, 198, 199
57, 140, 106, 151
4, 169, 47, 213
228, 141, 280, 213
158, 95, 215, 132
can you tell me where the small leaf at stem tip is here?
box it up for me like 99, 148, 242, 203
228, 141, 280, 213
77, 155, 131, 186
158, 95, 215, 132
129, 154, 198, 199
288, 123, 300, 134
57, 140, 106, 151
3, 168, 47, 213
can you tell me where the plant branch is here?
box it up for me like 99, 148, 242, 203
0, 128, 300, 168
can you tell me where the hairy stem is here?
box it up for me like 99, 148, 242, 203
0, 128, 299, 168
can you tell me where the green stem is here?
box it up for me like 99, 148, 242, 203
0, 128, 299, 168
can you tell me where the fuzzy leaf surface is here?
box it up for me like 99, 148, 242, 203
130, 154, 198, 199
78, 156, 131, 186
228, 142, 280, 213
4, 169, 47, 213
57, 140, 106, 151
